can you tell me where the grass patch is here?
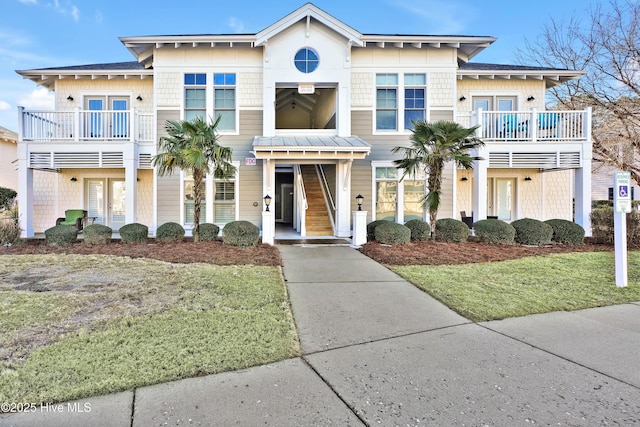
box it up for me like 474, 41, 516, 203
0, 254, 299, 405
391, 252, 640, 322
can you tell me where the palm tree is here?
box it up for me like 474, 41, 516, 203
392, 120, 483, 239
153, 116, 235, 242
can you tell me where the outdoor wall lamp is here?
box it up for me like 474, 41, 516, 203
136, 95, 143, 101
527, 96, 535, 101
67, 95, 74, 101
459, 96, 466, 101
70, 176, 78, 182
460, 176, 468, 181
356, 194, 364, 211
263, 194, 272, 212
524, 176, 532, 181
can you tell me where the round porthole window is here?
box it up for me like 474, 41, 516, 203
294, 48, 319, 73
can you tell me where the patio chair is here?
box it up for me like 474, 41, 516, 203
56, 209, 88, 231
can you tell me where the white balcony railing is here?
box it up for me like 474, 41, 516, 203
19, 107, 154, 143
458, 108, 591, 143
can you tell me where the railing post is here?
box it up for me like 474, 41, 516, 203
531, 108, 537, 142
130, 108, 136, 143
585, 107, 592, 143
17, 106, 24, 141
475, 108, 483, 138
74, 107, 80, 141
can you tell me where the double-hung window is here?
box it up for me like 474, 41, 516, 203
376, 74, 398, 130
404, 74, 426, 130
184, 73, 206, 121
374, 164, 426, 223
214, 179, 235, 223
213, 73, 236, 131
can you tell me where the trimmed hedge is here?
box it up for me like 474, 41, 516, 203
119, 223, 148, 243
374, 222, 411, 245
544, 219, 585, 245
591, 207, 640, 246
474, 219, 515, 245
223, 220, 260, 247
83, 224, 112, 245
512, 218, 553, 245
199, 223, 220, 242
404, 219, 431, 241
434, 218, 469, 243
44, 225, 78, 246
0, 218, 20, 246
156, 222, 185, 243
367, 220, 392, 241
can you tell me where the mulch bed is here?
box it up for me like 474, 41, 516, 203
0, 238, 282, 266
359, 240, 613, 266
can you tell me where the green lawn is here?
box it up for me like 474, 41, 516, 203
392, 251, 640, 322
0, 254, 299, 405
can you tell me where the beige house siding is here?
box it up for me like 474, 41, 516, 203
156, 109, 181, 226
0, 140, 17, 191
543, 170, 573, 220
351, 160, 373, 223
55, 79, 154, 114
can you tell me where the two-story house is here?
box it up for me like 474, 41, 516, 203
16, 3, 592, 241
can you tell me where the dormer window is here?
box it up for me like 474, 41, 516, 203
294, 48, 319, 73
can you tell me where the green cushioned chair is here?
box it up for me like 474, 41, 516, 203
56, 209, 88, 231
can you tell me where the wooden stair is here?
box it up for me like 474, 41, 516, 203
300, 165, 334, 236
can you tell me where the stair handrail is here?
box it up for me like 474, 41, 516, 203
316, 165, 336, 232
293, 164, 308, 235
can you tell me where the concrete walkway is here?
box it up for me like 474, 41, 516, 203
3, 245, 640, 426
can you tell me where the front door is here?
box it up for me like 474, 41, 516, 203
86, 178, 126, 230
487, 178, 515, 221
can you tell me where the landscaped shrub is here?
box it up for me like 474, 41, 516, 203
404, 219, 431, 241
511, 218, 553, 245
544, 219, 585, 245
367, 220, 392, 241
0, 218, 20, 245
434, 218, 469, 243
156, 222, 185, 243
591, 207, 640, 246
119, 223, 148, 243
199, 223, 220, 241
0, 187, 17, 211
83, 224, 112, 245
473, 219, 515, 244
223, 220, 260, 247
44, 225, 78, 246
374, 221, 411, 245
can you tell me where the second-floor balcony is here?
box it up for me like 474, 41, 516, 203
459, 108, 591, 144
19, 107, 154, 144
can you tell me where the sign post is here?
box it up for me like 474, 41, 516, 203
614, 172, 631, 288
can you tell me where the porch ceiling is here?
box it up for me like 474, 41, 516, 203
252, 135, 371, 160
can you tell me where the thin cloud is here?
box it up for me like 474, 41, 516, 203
228, 17, 245, 33
18, 0, 38, 4
0, 100, 10, 111
45, 0, 81, 22
95, 10, 103, 24
19, 88, 54, 109
388, 0, 475, 34
71, 5, 79, 21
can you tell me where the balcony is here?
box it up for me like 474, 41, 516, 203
459, 109, 591, 143
19, 107, 154, 144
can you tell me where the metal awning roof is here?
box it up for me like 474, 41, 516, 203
252, 135, 371, 160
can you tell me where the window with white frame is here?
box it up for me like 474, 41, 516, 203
376, 74, 398, 130
182, 169, 238, 227
214, 179, 235, 223
213, 73, 236, 131
184, 73, 206, 121
374, 164, 426, 222
404, 74, 426, 130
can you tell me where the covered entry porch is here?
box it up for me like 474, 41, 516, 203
252, 135, 370, 242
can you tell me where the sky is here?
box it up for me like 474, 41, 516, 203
0, 0, 608, 131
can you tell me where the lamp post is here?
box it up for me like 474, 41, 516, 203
262, 194, 274, 245
356, 194, 364, 211
263, 194, 272, 212
352, 194, 367, 245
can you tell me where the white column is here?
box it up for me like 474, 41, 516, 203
352, 210, 367, 245
575, 162, 592, 236
473, 146, 489, 221
335, 160, 353, 237
124, 144, 138, 225
261, 159, 276, 241
17, 144, 34, 237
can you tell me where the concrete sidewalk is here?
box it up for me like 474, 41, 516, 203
3, 245, 640, 426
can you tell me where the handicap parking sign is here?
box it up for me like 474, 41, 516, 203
615, 172, 632, 213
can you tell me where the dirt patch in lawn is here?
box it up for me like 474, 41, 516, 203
359, 239, 612, 266
0, 238, 281, 266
